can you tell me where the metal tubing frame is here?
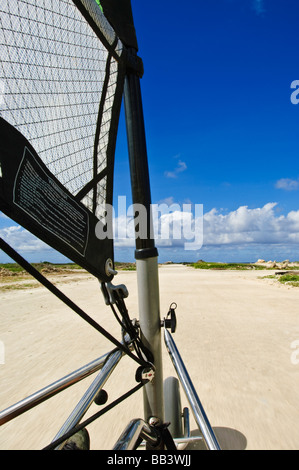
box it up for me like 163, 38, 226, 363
0, 350, 113, 426
0, 332, 133, 427
135, 257, 163, 424
164, 328, 221, 451
113, 412, 203, 450
52, 347, 124, 448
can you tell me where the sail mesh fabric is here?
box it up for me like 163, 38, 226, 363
0, 0, 124, 224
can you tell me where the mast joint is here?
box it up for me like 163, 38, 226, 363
126, 48, 144, 78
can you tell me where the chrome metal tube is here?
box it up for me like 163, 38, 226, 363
164, 328, 221, 450
113, 419, 159, 450
183, 407, 190, 439
52, 347, 124, 449
136, 257, 164, 425
0, 351, 112, 426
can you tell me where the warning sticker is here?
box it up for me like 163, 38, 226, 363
13, 147, 89, 256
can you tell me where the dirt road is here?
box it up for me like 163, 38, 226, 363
0, 265, 299, 450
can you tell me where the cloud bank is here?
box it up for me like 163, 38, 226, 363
1, 203, 299, 261
0, 226, 51, 253
203, 203, 299, 246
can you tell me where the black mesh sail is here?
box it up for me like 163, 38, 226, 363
0, 0, 127, 281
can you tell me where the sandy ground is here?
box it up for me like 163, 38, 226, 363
0, 264, 299, 451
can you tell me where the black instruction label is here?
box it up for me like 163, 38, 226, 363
13, 147, 89, 256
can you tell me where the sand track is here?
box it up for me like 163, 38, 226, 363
0, 265, 299, 450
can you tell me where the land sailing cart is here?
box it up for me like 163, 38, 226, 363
0, 0, 221, 450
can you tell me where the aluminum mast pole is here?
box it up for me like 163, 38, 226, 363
123, 52, 164, 430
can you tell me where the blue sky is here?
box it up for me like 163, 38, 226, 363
1, 0, 299, 264
114, 0, 299, 262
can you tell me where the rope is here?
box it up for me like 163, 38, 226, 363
108, 290, 155, 365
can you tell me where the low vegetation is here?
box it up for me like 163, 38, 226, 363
0, 261, 136, 291
278, 274, 299, 287
0, 262, 83, 274
0, 262, 85, 291
190, 261, 264, 270
0, 261, 136, 275
260, 273, 299, 288
189, 261, 299, 271
114, 262, 136, 271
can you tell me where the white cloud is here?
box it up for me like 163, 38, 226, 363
275, 178, 299, 191
0, 226, 51, 252
203, 203, 299, 246
164, 160, 187, 179
113, 202, 299, 252
2, 203, 299, 261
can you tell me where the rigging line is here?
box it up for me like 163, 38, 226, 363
109, 302, 140, 358
42, 381, 145, 450
114, 300, 136, 339
111, 293, 138, 341
0, 238, 146, 367
111, 293, 154, 365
